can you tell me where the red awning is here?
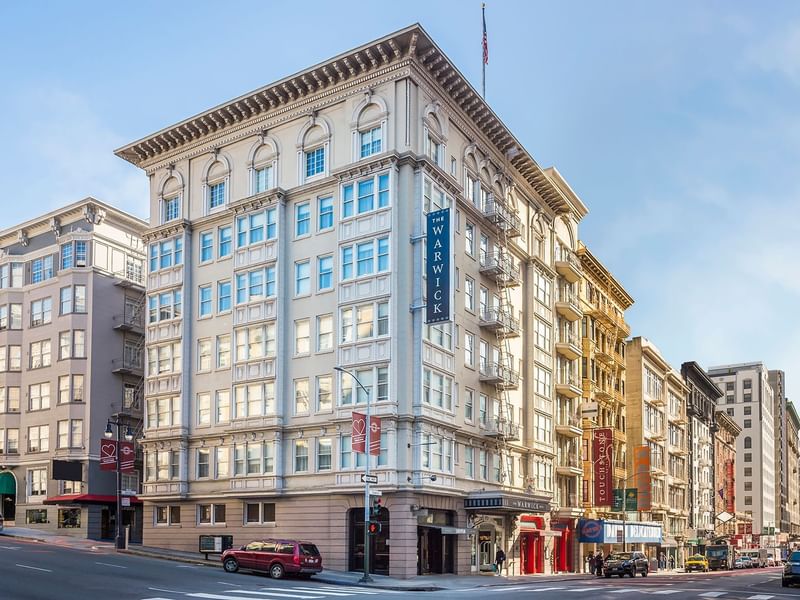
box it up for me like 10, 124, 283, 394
43, 494, 141, 505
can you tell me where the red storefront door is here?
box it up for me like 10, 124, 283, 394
552, 520, 573, 572
519, 516, 545, 574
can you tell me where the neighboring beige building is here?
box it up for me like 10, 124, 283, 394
575, 242, 633, 556
0, 199, 147, 540
625, 337, 689, 567
115, 24, 591, 578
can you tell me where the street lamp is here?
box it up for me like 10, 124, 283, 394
105, 419, 134, 550
334, 366, 373, 583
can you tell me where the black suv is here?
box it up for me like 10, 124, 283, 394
604, 551, 649, 577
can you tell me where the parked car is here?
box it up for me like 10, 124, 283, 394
741, 556, 755, 569
685, 554, 709, 572
221, 539, 323, 579
603, 551, 649, 577
783, 550, 800, 587
734, 557, 748, 569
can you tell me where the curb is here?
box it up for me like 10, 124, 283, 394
120, 548, 222, 569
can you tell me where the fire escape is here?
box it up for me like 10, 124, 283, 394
479, 190, 522, 484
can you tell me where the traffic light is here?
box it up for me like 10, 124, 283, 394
368, 521, 381, 535
371, 496, 382, 517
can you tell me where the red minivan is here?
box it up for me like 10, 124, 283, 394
221, 539, 323, 579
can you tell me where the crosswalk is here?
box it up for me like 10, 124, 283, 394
476, 584, 781, 599
142, 585, 397, 600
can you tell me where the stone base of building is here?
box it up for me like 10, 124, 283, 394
140, 490, 563, 578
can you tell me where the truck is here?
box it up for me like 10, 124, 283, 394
706, 544, 733, 570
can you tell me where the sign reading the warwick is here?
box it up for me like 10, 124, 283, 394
425, 208, 451, 324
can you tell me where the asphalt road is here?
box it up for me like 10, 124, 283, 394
0, 539, 796, 600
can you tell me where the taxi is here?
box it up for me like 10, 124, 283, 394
686, 554, 709, 572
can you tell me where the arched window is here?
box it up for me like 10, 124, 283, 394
248, 136, 280, 195
744, 436, 752, 449
352, 95, 388, 161
297, 116, 332, 183
202, 154, 231, 215
423, 106, 447, 169
158, 171, 184, 224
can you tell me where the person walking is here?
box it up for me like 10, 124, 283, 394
595, 550, 604, 577
588, 553, 596, 575
495, 548, 506, 576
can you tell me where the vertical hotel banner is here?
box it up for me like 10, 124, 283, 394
425, 208, 452, 324
725, 459, 735, 513
593, 428, 613, 506
633, 445, 652, 511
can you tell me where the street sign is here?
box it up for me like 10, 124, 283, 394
581, 402, 598, 418
625, 488, 638, 512
361, 474, 378, 485
612, 489, 624, 512
369, 490, 382, 496
121, 497, 131, 507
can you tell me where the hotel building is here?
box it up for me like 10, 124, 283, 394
115, 25, 591, 577
0, 199, 147, 540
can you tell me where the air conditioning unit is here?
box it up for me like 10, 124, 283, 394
76, 259, 87, 267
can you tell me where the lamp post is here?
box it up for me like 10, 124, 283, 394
334, 366, 373, 583
104, 419, 134, 550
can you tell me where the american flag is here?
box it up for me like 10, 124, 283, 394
482, 4, 488, 65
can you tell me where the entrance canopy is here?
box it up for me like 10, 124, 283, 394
465, 492, 550, 514
43, 494, 142, 505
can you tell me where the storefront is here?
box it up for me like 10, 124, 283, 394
416, 508, 460, 575
465, 493, 552, 575
551, 519, 575, 572
578, 518, 663, 562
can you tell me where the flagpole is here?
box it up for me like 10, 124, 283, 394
481, 3, 486, 98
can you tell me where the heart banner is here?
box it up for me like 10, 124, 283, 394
99, 439, 136, 472
352, 412, 367, 453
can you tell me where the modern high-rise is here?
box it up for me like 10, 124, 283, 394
115, 24, 592, 578
0, 199, 147, 540
681, 361, 722, 548
625, 337, 689, 567
708, 363, 776, 544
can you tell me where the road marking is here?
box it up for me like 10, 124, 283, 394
563, 589, 600, 593
148, 588, 188, 594
609, 590, 641, 594
747, 596, 774, 599
698, 594, 728, 598
193, 593, 324, 600
235, 591, 328, 598
286, 589, 378, 596
314, 587, 400, 595
15, 563, 52, 572
651, 592, 682, 596
96, 561, 127, 569
0, 545, 21, 549
218, 582, 243, 587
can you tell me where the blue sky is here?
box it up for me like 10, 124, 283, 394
1, 1, 798, 402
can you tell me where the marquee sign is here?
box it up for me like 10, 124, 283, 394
425, 208, 452, 324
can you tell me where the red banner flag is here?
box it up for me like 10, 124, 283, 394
99, 439, 136, 473
352, 412, 381, 455
352, 412, 367, 453
593, 428, 613, 506
369, 416, 381, 456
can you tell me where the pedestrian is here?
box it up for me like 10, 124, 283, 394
659, 552, 666, 570
595, 550, 604, 577
495, 548, 506, 576
669, 555, 675, 570
588, 553, 596, 575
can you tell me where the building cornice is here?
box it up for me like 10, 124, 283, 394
115, 23, 580, 218
714, 410, 742, 437
577, 242, 634, 309
0, 197, 148, 249
681, 361, 723, 400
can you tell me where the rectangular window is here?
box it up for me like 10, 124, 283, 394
295, 440, 309, 472
305, 147, 325, 178
318, 196, 334, 230
197, 393, 211, 425
60, 287, 72, 315
465, 388, 474, 421
74, 285, 86, 312
218, 226, 232, 258
198, 285, 212, 317
217, 280, 231, 312
29, 383, 51, 411
30, 298, 53, 326
317, 314, 333, 352
464, 332, 475, 367
215, 390, 230, 424
163, 196, 180, 222
318, 438, 332, 471
296, 202, 310, 237
29, 340, 51, 369
360, 126, 382, 158
295, 261, 310, 296
200, 231, 213, 262
465, 222, 475, 256
217, 335, 231, 369
342, 172, 390, 219
317, 375, 332, 412
73, 330, 86, 358
317, 255, 333, 291
59, 332, 71, 360
28, 468, 47, 498
294, 379, 309, 415
209, 181, 226, 210
60, 243, 74, 270
197, 449, 210, 478
254, 165, 273, 193
28, 425, 49, 452
422, 368, 453, 410
465, 446, 474, 478
294, 319, 310, 355
341, 237, 389, 280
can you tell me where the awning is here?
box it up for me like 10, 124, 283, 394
0, 473, 15, 495
419, 525, 467, 535
517, 524, 562, 536
43, 494, 142, 505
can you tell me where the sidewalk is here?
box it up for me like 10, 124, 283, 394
0, 526, 686, 591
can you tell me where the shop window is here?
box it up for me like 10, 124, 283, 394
58, 508, 81, 529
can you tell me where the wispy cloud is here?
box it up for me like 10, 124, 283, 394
745, 22, 800, 85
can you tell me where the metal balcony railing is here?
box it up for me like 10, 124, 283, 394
479, 362, 520, 389
479, 252, 522, 287
479, 308, 521, 337
482, 195, 523, 238
485, 418, 521, 441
